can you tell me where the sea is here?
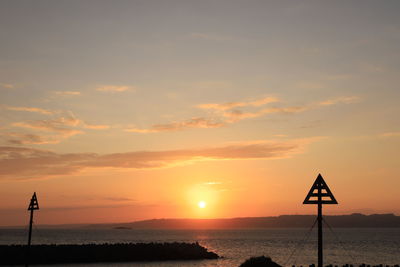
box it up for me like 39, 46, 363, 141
0, 228, 399, 267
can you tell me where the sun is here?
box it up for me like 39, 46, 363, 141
197, 201, 206, 209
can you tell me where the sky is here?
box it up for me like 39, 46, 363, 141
0, 0, 399, 226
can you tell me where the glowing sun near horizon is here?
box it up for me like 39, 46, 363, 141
198, 201, 207, 209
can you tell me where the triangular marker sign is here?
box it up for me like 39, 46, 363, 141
303, 174, 338, 204
28, 192, 39, 211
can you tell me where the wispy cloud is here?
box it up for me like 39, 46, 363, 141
201, 181, 231, 192
317, 96, 360, 106
96, 85, 133, 92
103, 197, 135, 202
273, 134, 288, 137
55, 91, 81, 96
222, 106, 308, 123
12, 116, 81, 133
2, 132, 58, 145
203, 181, 223, 185
11, 113, 110, 132
5, 106, 55, 115
1, 83, 15, 89
10, 120, 83, 143
82, 123, 110, 130
127, 95, 359, 134
0, 138, 321, 179
6, 110, 111, 144
197, 96, 279, 111
126, 117, 224, 133
379, 132, 400, 138
3, 132, 64, 145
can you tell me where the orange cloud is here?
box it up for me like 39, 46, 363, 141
126, 117, 224, 133
380, 132, 400, 138
55, 91, 81, 96
0, 138, 320, 179
5, 106, 55, 115
7, 111, 110, 144
197, 96, 279, 111
1, 83, 14, 89
9, 114, 84, 144
222, 106, 308, 122
318, 96, 360, 106
83, 123, 110, 130
96, 85, 133, 92
13, 117, 81, 133
127, 95, 358, 133
2, 131, 80, 145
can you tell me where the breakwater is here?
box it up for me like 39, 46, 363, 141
0, 242, 219, 265
293, 265, 400, 267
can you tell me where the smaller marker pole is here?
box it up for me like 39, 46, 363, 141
26, 192, 39, 267
26, 207, 34, 267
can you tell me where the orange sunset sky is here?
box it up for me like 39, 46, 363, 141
0, 1, 399, 226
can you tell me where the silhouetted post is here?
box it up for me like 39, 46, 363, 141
303, 174, 338, 267
318, 200, 322, 267
26, 192, 39, 267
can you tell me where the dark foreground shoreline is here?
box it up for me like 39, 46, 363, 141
0, 242, 219, 265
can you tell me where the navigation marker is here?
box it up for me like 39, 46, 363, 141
26, 192, 39, 267
303, 174, 338, 267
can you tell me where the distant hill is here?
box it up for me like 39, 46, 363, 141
86, 213, 400, 229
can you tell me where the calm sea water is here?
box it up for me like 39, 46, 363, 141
1, 228, 399, 267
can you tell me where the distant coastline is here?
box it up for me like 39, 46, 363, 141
2, 213, 399, 229
91, 213, 400, 229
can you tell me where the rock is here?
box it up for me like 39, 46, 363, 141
239, 256, 282, 267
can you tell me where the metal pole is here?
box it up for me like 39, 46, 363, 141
317, 180, 323, 267
304, 175, 337, 267
26, 208, 34, 267
318, 202, 323, 267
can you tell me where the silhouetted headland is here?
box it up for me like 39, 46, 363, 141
239, 256, 282, 267
238, 258, 400, 267
0, 242, 219, 265
294, 265, 400, 267
85, 213, 400, 229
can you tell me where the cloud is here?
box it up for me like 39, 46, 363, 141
1, 131, 82, 145
12, 115, 109, 132
96, 85, 133, 92
5, 106, 55, 115
10, 121, 83, 143
126, 117, 224, 133
13, 117, 81, 133
273, 134, 288, 137
9, 114, 84, 144
127, 95, 358, 134
103, 197, 135, 202
4, 109, 110, 144
197, 96, 279, 111
55, 91, 81, 96
127, 96, 280, 133
222, 106, 308, 122
0, 138, 321, 179
1, 83, 15, 89
82, 123, 110, 130
4, 132, 61, 145
203, 181, 223, 185
317, 96, 360, 106
379, 132, 400, 138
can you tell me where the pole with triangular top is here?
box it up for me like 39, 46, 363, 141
26, 192, 39, 267
303, 174, 337, 267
